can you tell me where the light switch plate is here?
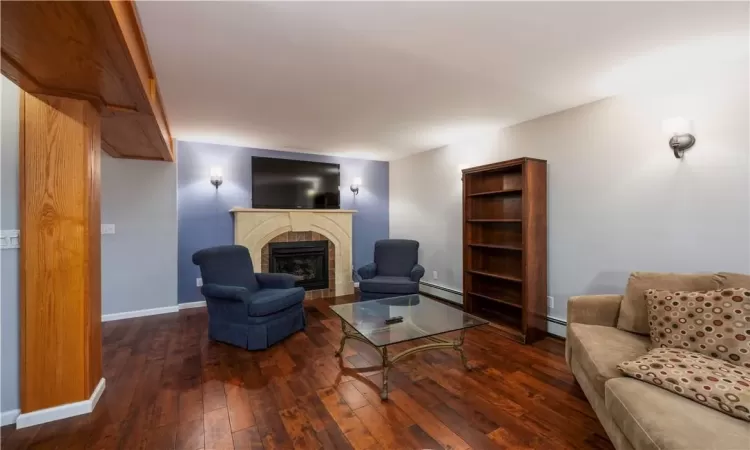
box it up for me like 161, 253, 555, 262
0, 230, 20, 250
432, 270, 438, 280
548, 296, 554, 309
101, 224, 115, 235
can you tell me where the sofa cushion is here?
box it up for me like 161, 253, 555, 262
618, 348, 750, 422
715, 272, 750, 289
618, 272, 715, 335
605, 377, 750, 450
359, 276, 418, 294
247, 287, 305, 316
568, 323, 650, 397
646, 288, 750, 368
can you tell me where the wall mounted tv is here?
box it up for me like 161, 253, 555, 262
251, 156, 341, 209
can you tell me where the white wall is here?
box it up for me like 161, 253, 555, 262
390, 73, 750, 324
101, 154, 178, 315
1, 76, 22, 414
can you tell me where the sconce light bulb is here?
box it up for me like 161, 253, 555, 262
350, 177, 362, 196
210, 167, 223, 188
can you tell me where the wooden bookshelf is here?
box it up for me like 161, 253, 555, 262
462, 157, 548, 344
468, 243, 522, 251
467, 189, 522, 197
466, 270, 523, 283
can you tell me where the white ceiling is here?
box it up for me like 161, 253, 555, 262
136, 1, 748, 161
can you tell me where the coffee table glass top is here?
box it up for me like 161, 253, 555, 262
329, 294, 489, 347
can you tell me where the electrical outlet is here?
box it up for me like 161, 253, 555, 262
101, 224, 115, 235
547, 296, 554, 309
196, 277, 203, 287
432, 270, 438, 280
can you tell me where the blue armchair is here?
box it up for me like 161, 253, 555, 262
356, 239, 425, 300
192, 245, 306, 350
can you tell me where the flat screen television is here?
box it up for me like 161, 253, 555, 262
251, 156, 341, 209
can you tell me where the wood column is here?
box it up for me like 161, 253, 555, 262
20, 92, 102, 413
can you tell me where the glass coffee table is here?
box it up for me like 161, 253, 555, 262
330, 294, 488, 399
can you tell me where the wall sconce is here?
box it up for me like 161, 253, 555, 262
662, 117, 696, 159
210, 167, 223, 188
350, 177, 362, 196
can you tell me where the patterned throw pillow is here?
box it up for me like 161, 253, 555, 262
646, 288, 750, 368
618, 348, 750, 422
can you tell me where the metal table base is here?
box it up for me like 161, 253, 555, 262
334, 318, 473, 400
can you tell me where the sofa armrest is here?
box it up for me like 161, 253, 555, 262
357, 263, 377, 280
201, 284, 250, 302
410, 264, 425, 282
256, 272, 298, 289
567, 294, 623, 328
566, 294, 623, 367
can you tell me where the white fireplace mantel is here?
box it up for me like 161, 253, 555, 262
230, 208, 357, 296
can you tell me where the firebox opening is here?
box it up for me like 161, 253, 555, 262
268, 240, 329, 291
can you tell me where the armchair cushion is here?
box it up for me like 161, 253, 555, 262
357, 263, 378, 280
359, 276, 418, 295
410, 264, 425, 282
192, 245, 260, 293
247, 288, 305, 317
201, 283, 251, 302
374, 239, 419, 277
256, 272, 298, 289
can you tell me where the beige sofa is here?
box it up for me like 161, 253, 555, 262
566, 273, 750, 450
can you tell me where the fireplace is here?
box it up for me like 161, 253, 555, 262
268, 240, 329, 291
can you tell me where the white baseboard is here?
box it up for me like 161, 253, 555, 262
1, 409, 20, 426
353, 282, 360, 288
101, 305, 178, 322
178, 300, 206, 310
15, 378, 105, 429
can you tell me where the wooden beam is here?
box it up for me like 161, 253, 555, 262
20, 92, 102, 413
2, 0, 174, 161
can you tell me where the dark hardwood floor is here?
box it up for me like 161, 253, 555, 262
1, 295, 613, 449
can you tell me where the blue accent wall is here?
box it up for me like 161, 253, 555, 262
177, 140, 389, 303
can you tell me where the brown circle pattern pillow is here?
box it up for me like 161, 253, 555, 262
618, 348, 750, 422
646, 288, 750, 368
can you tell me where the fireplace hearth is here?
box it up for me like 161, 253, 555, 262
268, 240, 329, 291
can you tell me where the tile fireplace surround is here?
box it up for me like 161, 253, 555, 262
230, 208, 356, 297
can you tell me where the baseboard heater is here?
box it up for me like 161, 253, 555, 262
419, 280, 568, 327
420, 280, 462, 295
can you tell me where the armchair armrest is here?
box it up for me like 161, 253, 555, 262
567, 294, 623, 328
201, 284, 251, 302
256, 272, 298, 289
357, 263, 377, 280
410, 264, 425, 282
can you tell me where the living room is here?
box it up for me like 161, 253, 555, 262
1, 1, 749, 449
